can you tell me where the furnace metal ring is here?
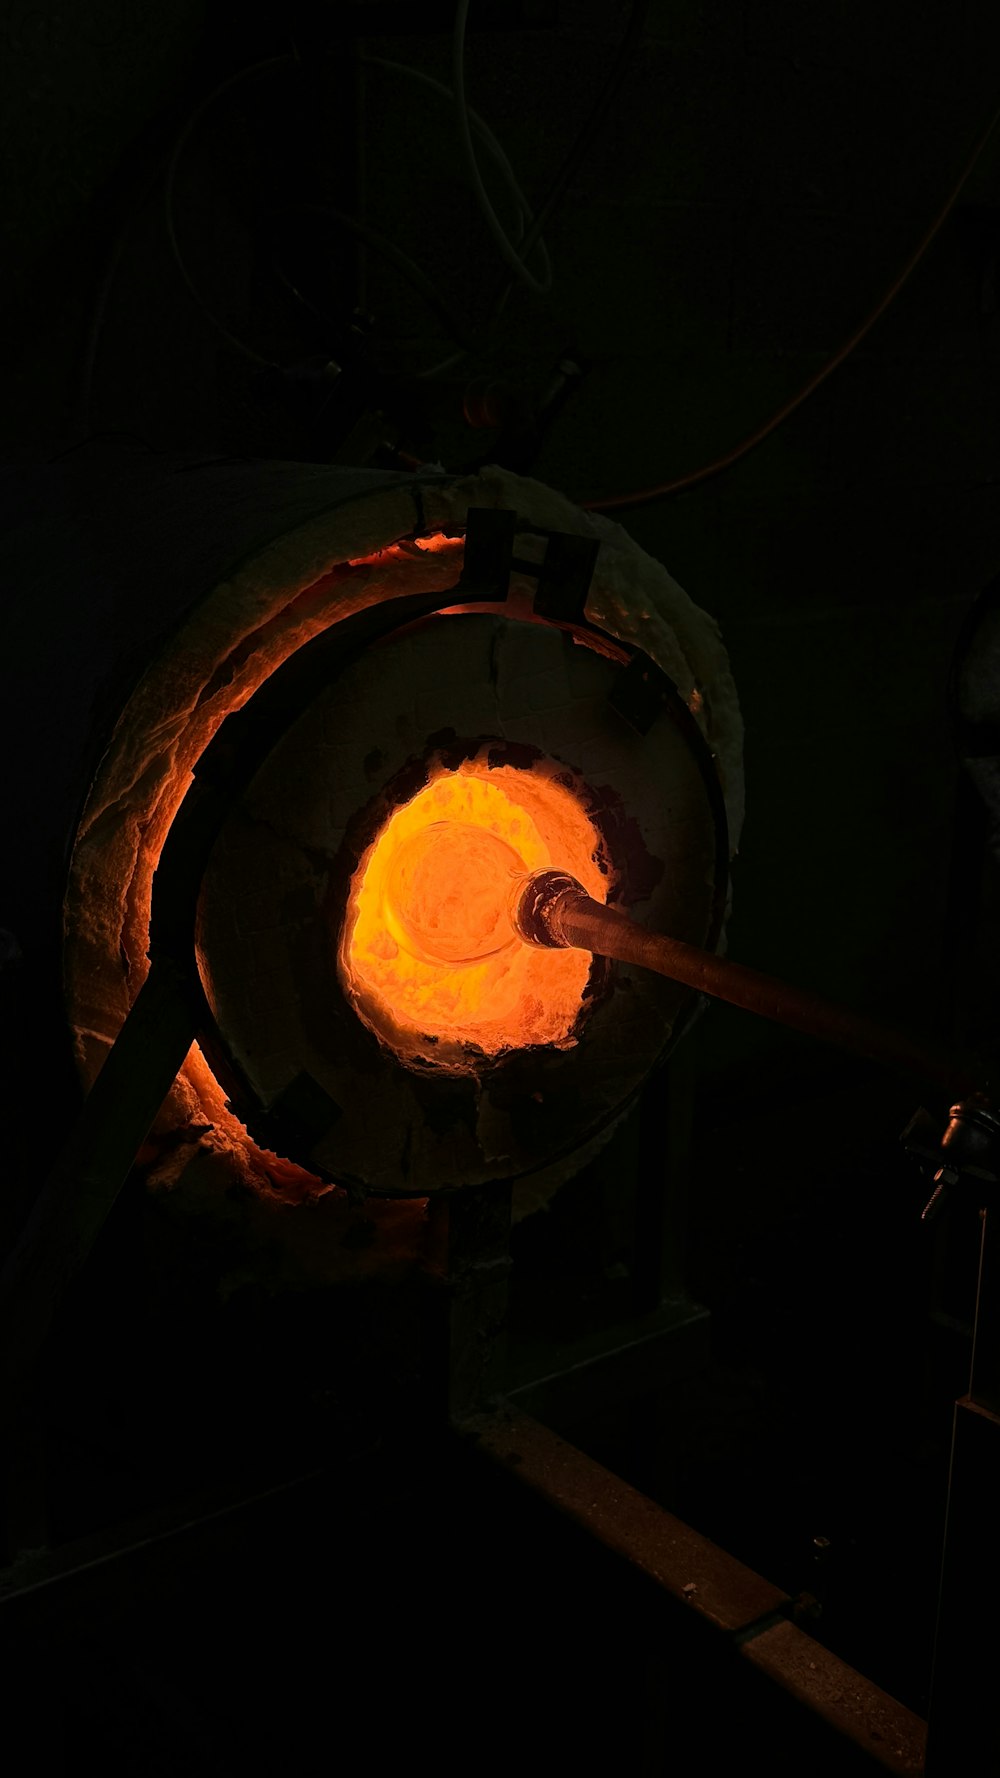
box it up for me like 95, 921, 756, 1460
149, 514, 731, 1196
54, 459, 742, 1216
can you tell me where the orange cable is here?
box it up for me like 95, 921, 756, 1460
583, 97, 1000, 512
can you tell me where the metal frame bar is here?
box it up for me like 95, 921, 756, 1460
0, 1407, 928, 1773
925, 1203, 1000, 1772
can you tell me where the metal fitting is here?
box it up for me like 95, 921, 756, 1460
510, 869, 585, 948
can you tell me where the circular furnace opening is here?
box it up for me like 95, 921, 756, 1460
339, 748, 612, 1070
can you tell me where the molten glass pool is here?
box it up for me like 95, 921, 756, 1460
339, 752, 610, 1069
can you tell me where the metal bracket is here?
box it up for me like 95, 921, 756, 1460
455, 506, 517, 600
608, 653, 674, 736
531, 532, 601, 626
902, 1096, 1000, 1223
247, 1071, 344, 1160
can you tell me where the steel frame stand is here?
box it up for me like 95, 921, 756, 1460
926, 1198, 1000, 1772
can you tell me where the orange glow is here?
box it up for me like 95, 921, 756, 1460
347, 533, 463, 567
411, 532, 463, 554
383, 820, 525, 965
339, 752, 610, 1069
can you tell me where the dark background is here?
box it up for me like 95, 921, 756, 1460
4, 0, 1000, 1752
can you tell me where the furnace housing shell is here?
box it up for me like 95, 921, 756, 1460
4, 449, 742, 1219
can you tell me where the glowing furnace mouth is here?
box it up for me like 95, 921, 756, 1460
383, 820, 525, 965
338, 752, 611, 1071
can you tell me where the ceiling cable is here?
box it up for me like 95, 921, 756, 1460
163, 57, 289, 370
420, 0, 649, 381
162, 55, 476, 370
452, 0, 553, 295
365, 53, 552, 290
584, 93, 1000, 511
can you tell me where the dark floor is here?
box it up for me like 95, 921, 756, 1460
0, 1012, 980, 1773
507, 1017, 981, 1719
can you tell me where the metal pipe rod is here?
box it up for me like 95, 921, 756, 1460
514, 871, 974, 1100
